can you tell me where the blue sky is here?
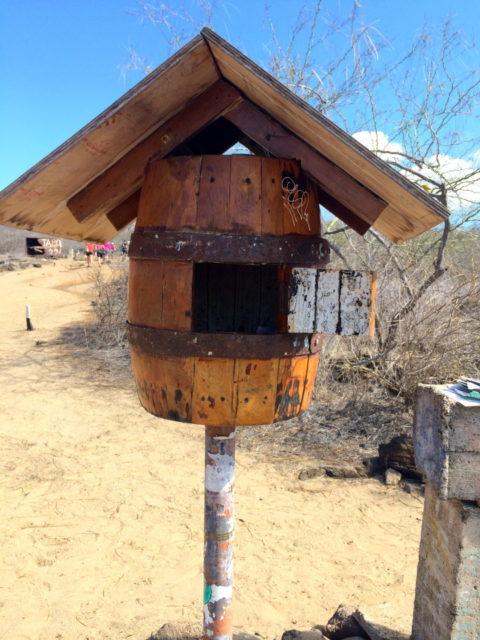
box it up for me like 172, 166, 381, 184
1, 0, 479, 191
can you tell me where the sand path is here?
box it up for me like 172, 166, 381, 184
0, 260, 422, 640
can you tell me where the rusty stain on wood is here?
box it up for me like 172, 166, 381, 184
275, 356, 310, 421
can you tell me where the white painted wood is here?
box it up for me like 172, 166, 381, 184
287, 269, 374, 336
338, 270, 373, 336
315, 270, 340, 334
287, 268, 316, 333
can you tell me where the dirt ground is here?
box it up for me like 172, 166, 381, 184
0, 259, 423, 640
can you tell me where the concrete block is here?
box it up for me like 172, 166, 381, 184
412, 484, 480, 640
414, 384, 480, 500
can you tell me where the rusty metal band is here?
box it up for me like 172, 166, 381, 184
127, 324, 323, 358
129, 228, 330, 266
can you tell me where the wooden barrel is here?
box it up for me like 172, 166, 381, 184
128, 155, 329, 427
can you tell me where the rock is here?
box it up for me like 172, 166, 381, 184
378, 433, 421, 480
401, 479, 424, 496
359, 457, 383, 477
282, 630, 325, 640
33, 263, 42, 268
324, 465, 361, 479
298, 467, 325, 480
384, 468, 402, 486
325, 605, 368, 639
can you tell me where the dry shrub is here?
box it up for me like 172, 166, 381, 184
88, 262, 129, 349
320, 227, 480, 402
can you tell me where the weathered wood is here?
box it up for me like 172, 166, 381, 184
129, 229, 329, 266
192, 358, 235, 426
287, 268, 317, 333
287, 268, 375, 336
233, 359, 279, 425
301, 353, 320, 412
127, 325, 323, 358
67, 81, 243, 223
315, 270, 341, 334
128, 260, 192, 330
106, 191, 140, 230
197, 155, 231, 231
275, 356, 310, 421
224, 100, 387, 232
138, 155, 202, 229
260, 157, 285, 235
130, 349, 194, 422
228, 155, 262, 233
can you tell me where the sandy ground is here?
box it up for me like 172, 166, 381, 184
0, 259, 423, 640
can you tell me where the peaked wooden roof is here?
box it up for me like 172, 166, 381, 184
0, 28, 448, 244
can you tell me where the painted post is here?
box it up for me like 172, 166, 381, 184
203, 425, 235, 639
25, 304, 33, 331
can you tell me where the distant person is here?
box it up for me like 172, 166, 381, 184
95, 244, 106, 263
84, 242, 95, 267
121, 240, 130, 259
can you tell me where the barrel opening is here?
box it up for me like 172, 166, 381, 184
192, 263, 279, 334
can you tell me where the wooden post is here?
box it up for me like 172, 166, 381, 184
203, 425, 235, 639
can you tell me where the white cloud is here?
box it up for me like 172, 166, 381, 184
353, 130, 480, 213
352, 130, 404, 162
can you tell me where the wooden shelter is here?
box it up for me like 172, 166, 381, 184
0, 29, 450, 640
0, 28, 448, 244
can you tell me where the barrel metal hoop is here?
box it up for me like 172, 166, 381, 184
127, 323, 323, 358
129, 228, 330, 266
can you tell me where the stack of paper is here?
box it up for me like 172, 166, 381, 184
444, 377, 480, 406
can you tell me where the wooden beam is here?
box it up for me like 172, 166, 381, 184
224, 100, 387, 232
68, 80, 243, 223
106, 190, 140, 231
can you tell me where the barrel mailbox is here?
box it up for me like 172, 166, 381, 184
128, 154, 330, 427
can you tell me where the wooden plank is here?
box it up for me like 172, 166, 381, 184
287, 269, 375, 336
315, 270, 341, 334
224, 100, 387, 231
192, 358, 235, 426
138, 155, 202, 229
227, 155, 262, 233
233, 358, 279, 426
338, 270, 375, 336
281, 159, 317, 235
107, 190, 140, 230
130, 349, 194, 422
260, 157, 285, 235
67, 80, 243, 223
274, 356, 309, 421
287, 268, 317, 333
301, 354, 320, 412
196, 155, 231, 232
317, 187, 370, 236
128, 259, 192, 330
